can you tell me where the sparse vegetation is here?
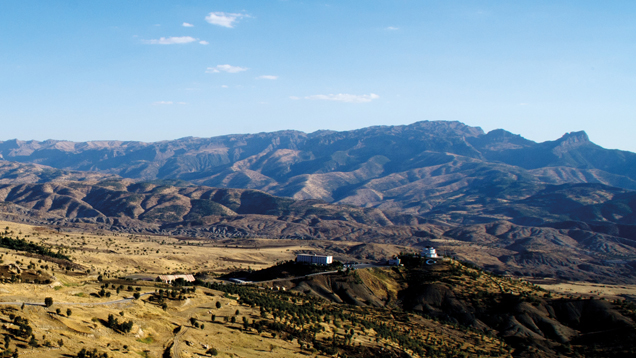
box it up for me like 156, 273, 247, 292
0, 220, 632, 358
76, 347, 108, 358
104, 314, 133, 333
0, 235, 70, 261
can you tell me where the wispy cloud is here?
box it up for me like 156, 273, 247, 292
386, 26, 399, 30
143, 36, 197, 45
205, 12, 248, 28
199, 40, 209, 45
182, 22, 194, 27
256, 75, 278, 80
304, 93, 379, 103
206, 64, 248, 73
289, 96, 300, 100
153, 101, 187, 105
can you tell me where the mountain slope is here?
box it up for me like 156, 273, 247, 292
0, 179, 634, 282
0, 179, 443, 243
0, 122, 636, 206
3, 121, 636, 211
281, 261, 636, 357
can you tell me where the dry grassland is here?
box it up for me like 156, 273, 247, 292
0, 284, 329, 358
0, 220, 460, 358
538, 280, 636, 300
0, 220, 310, 274
0, 219, 516, 358
0, 220, 345, 357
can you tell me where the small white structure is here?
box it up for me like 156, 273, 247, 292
158, 274, 195, 284
296, 254, 333, 265
422, 246, 439, 259
387, 258, 401, 266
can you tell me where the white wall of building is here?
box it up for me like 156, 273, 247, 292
296, 254, 333, 265
422, 246, 439, 258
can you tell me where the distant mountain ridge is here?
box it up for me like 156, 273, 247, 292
0, 179, 440, 242
0, 120, 635, 282
1, 121, 636, 214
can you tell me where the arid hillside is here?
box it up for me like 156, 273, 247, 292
0, 161, 115, 184
0, 220, 513, 358
0, 121, 635, 284
0, 179, 635, 283
0, 216, 634, 358
2, 121, 636, 213
0, 180, 439, 243
228, 258, 636, 358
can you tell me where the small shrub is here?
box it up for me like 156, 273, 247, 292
206, 347, 218, 356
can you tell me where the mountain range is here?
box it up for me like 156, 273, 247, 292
2, 121, 636, 209
1, 120, 636, 282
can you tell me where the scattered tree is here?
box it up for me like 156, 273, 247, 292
206, 347, 218, 356
28, 335, 38, 349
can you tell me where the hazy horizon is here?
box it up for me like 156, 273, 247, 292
0, 120, 609, 154
1, 1, 635, 151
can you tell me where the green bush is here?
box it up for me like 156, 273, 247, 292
206, 347, 218, 356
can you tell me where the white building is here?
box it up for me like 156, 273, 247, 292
296, 254, 333, 265
387, 258, 401, 266
422, 246, 439, 259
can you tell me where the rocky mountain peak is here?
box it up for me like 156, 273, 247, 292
552, 131, 592, 155
469, 129, 535, 151
558, 131, 590, 144
405, 120, 485, 137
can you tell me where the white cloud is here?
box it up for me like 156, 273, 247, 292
199, 40, 209, 45
206, 64, 248, 73
256, 75, 278, 80
221, 85, 229, 88
153, 101, 187, 105
205, 12, 247, 28
304, 93, 379, 103
182, 22, 194, 27
386, 26, 399, 30
289, 96, 300, 100
143, 36, 197, 45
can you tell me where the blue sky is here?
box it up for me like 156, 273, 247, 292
1, 1, 635, 151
